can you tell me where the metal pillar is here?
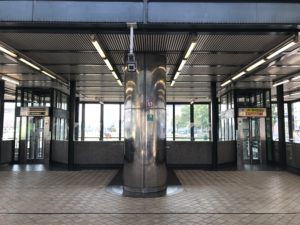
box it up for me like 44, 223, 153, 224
68, 81, 76, 169
123, 54, 167, 196
0, 81, 4, 163
190, 103, 194, 141
211, 81, 218, 169
276, 85, 286, 168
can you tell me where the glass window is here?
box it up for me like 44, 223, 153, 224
121, 104, 124, 140
3, 102, 15, 140
194, 104, 210, 141
175, 104, 190, 141
85, 104, 100, 141
166, 105, 173, 141
292, 102, 300, 143
55, 118, 60, 140
284, 104, 289, 142
103, 104, 120, 141
272, 103, 278, 141
78, 103, 82, 140
272, 103, 289, 142
60, 118, 65, 140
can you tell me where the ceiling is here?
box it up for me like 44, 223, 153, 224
0, 31, 300, 102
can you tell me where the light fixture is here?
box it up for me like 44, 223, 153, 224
2, 76, 20, 85
117, 79, 122, 86
232, 71, 246, 80
104, 59, 113, 71
291, 92, 300, 96
267, 41, 296, 60
170, 37, 198, 87
221, 79, 232, 87
42, 70, 56, 79
292, 75, 300, 81
178, 59, 187, 72
0, 46, 17, 58
91, 38, 106, 58
246, 59, 266, 72
273, 79, 289, 87
19, 58, 40, 71
112, 71, 119, 80
190, 100, 194, 105
184, 41, 197, 59
174, 71, 180, 80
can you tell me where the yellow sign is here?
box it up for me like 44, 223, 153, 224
238, 108, 266, 117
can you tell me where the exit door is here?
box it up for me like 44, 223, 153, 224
237, 117, 266, 165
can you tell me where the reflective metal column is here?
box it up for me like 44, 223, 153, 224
123, 54, 167, 196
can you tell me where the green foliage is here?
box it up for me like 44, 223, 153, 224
175, 104, 209, 130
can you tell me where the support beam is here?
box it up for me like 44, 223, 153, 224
0, 81, 4, 163
68, 81, 76, 170
211, 81, 218, 169
190, 103, 194, 141
276, 85, 286, 168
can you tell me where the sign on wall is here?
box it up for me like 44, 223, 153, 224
20, 107, 49, 117
238, 108, 266, 117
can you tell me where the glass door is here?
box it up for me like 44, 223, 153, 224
240, 118, 261, 164
26, 117, 45, 162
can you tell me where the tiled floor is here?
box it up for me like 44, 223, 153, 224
0, 169, 300, 224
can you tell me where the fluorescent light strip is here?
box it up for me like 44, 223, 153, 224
91, 39, 106, 58
221, 79, 232, 87
0, 46, 17, 58
178, 59, 187, 71
19, 58, 40, 71
171, 80, 176, 87
246, 59, 266, 72
104, 59, 113, 71
291, 92, 300, 96
292, 75, 300, 81
42, 70, 56, 79
273, 79, 289, 87
267, 41, 296, 60
112, 71, 119, 80
174, 71, 180, 80
232, 71, 246, 80
117, 79, 122, 86
2, 76, 20, 85
184, 42, 197, 59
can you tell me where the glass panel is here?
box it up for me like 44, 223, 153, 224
166, 105, 173, 141
194, 104, 210, 141
251, 118, 259, 160
60, 118, 65, 140
3, 102, 15, 140
84, 104, 100, 141
55, 118, 60, 140
292, 102, 300, 143
284, 104, 289, 142
175, 105, 190, 141
14, 117, 20, 161
103, 104, 120, 141
78, 103, 82, 140
241, 118, 250, 161
272, 103, 278, 141
121, 104, 124, 140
